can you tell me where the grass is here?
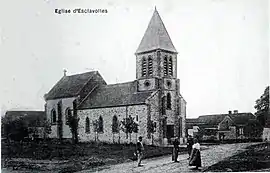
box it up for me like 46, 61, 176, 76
204, 142, 270, 172
2, 140, 184, 172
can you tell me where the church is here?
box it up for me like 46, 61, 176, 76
44, 8, 187, 146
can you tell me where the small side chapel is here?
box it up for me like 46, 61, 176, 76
44, 8, 187, 146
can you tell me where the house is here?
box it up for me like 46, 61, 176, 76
186, 110, 260, 141
262, 113, 270, 141
44, 8, 187, 146
3, 111, 46, 139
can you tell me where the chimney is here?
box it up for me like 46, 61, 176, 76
233, 110, 238, 114
228, 111, 232, 114
63, 69, 67, 76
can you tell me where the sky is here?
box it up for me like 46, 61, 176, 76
0, 0, 269, 118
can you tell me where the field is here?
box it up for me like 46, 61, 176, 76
204, 142, 270, 172
1, 140, 185, 172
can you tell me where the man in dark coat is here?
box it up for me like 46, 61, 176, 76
187, 135, 193, 159
172, 138, 180, 162
136, 136, 144, 167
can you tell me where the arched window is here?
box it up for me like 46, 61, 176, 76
98, 116, 104, 133
51, 109, 57, 124
142, 57, 147, 77
112, 115, 119, 133
167, 93, 171, 110
164, 56, 168, 76
65, 108, 72, 125
85, 117, 90, 133
168, 57, 173, 76
148, 55, 153, 76
162, 96, 166, 115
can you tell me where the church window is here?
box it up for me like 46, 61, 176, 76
51, 109, 57, 124
161, 96, 166, 115
65, 108, 72, 125
136, 114, 138, 122
168, 57, 173, 76
148, 55, 153, 76
142, 57, 147, 77
167, 93, 171, 110
98, 116, 104, 133
164, 56, 168, 76
112, 115, 119, 133
85, 117, 90, 133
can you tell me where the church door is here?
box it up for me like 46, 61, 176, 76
166, 125, 174, 143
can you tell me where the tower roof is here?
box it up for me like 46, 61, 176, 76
136, 8, 177, 54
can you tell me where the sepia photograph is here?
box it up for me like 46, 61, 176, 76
0, 0, 269, 172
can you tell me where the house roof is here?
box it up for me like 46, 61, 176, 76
197, 114, 228, 126
186, 112, 256, 129
78, 81, 154, 109
4, 111, 45, 127
45, 71, 103, 100
228, 113, 255, 125
135, 8, 177, 54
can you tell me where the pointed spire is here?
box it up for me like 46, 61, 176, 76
136, 8, 177, 54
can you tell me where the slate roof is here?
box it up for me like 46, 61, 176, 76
45, 71, 101, 100
228, 113, 255, 125
78, 81, 154, 109
136, 8, 177, 54
186, 112, 256, 128
4, 111, 45, 127
197, 114, 228, 126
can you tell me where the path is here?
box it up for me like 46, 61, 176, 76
78, 143, 256, 173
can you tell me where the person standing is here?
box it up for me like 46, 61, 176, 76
187, 135, 193, 159
172, 138, 180, 162
189, 138, 202, 170
136, 136, 144, 167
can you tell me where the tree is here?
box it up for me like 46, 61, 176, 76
44, 119, 52, 139
112, 116, 120, 143
3, 117, 28, 142
67, 114, 80, 144
255, 86, 269, 127
121, 116, 138, 144
244, 120, 263, 139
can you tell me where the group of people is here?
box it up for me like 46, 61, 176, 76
135, 135, 202, 170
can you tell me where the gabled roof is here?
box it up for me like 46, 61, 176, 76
78, 81, 153, 109
228, 113, 255, 125
186, 112, 256, 129
45, 71, 105, 100
197, 114, 228, 126
136, 8, 177, 54
4, 111, 45, 127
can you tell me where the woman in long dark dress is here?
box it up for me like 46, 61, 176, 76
189, 138, 202, 169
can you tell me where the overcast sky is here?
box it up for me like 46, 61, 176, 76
0, 0, 269, 118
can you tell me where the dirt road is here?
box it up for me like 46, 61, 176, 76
78, 143, 256, 173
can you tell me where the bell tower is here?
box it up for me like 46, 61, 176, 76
135, 8, 179, 92
135, 8, 184, 145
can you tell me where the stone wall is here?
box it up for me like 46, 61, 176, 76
77, 104, 151, 144
45, 97, 76, 138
